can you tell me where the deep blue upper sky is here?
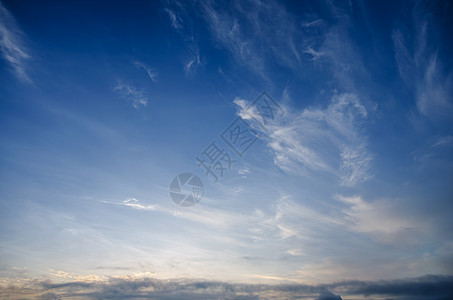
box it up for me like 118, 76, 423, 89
0, 0, 452, 298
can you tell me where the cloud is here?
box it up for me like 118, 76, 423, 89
432, 135, 453, 148
237, 166, 250, 178
300, 3, 367, 91
2, 275, 452, 299
0, 1, 31, 82
162, 1, 204, 77
335, 195, 421, 242
133, 61, 158, 82
113, 62, 156, 108
163, 0, 369, 85
328, 275, 453, 300
339, 142, 373, 186
247, 195, 343, 245
411, 135, 453, 164
197, 0, 301, 79
101, 197, 248, 228
113, 83, 148, 108
184, 42, 203, 77
287, 249, 305, 257
245, 193, 436, 282
234, 92, 373, 186
392, 6, 453, 119
317, 289, 342, 300
122, 198, 158, 211
165, 7, 183, 30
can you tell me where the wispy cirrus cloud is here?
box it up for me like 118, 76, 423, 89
251, 193, 427, 250
183, 41, 203, 77
392, 5, 453, 119
133, 61, 158, 82
122, 198, 158, 211
411, 134, 453, 170
113, 83, 148, 108
198, 0, 301, 79
234, 92, 373, 186
0, 2, 31, 82
302, 14, 363, 91
163, 1, 204, 77
164, 7, 183, 31
103, 197, 247, 228
85, 189, 448, 284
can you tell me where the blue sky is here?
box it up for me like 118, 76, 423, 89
0, 0, 452, 299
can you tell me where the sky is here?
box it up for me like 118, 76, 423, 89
0, 0, 453, 299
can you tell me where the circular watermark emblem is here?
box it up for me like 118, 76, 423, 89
169, 173, 204, 207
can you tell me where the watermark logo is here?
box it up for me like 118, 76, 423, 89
221, 117, 258, 157
169, 173, 204, 207
169, 92, 283, 206
249, 92, 284, 127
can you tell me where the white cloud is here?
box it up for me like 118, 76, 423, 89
162, 1, 204, 77
301, 8, 365, 91
336, 195, 421, 242
183, 43, 203, 77
113, 83, 148, 108
164, 8, 183, 30
234, 93, 373, 186
248, 196, 342, 242
411, 134, 453, 164
432, 135, 453, 148
122, 198, 158, 211
416, 54, 453, 117
0, 2, 31, 82
237, 166, 250, 178
198, 0, 301, 78
287, 248, 305, 256
392, 17, 453, 118
103, 196, 249, 229
339, 142, 373, 186
251, 193, 423, 246
133, 61, 158, 82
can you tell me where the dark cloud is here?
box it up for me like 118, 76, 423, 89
2, 275, 452, 299
327, 275, 453, 300
317, 288, 342, 300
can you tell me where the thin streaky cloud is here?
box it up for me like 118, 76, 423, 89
183, 40, 204, 77
0, 2, 31, 82
101, 197, 247, 228
432, 135, 453, 148
392, 12, 453, 119
133, 61, 158, 82
301, 5, 365, 91
416, 53, 453, 117
411, 134, 453, 163
163, 1, 204, 77
113, 82, 148, 108
234, 93, 373, 186
123, 198, 158, 211
164, 8, 183, 30
197, 0, 301, 79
